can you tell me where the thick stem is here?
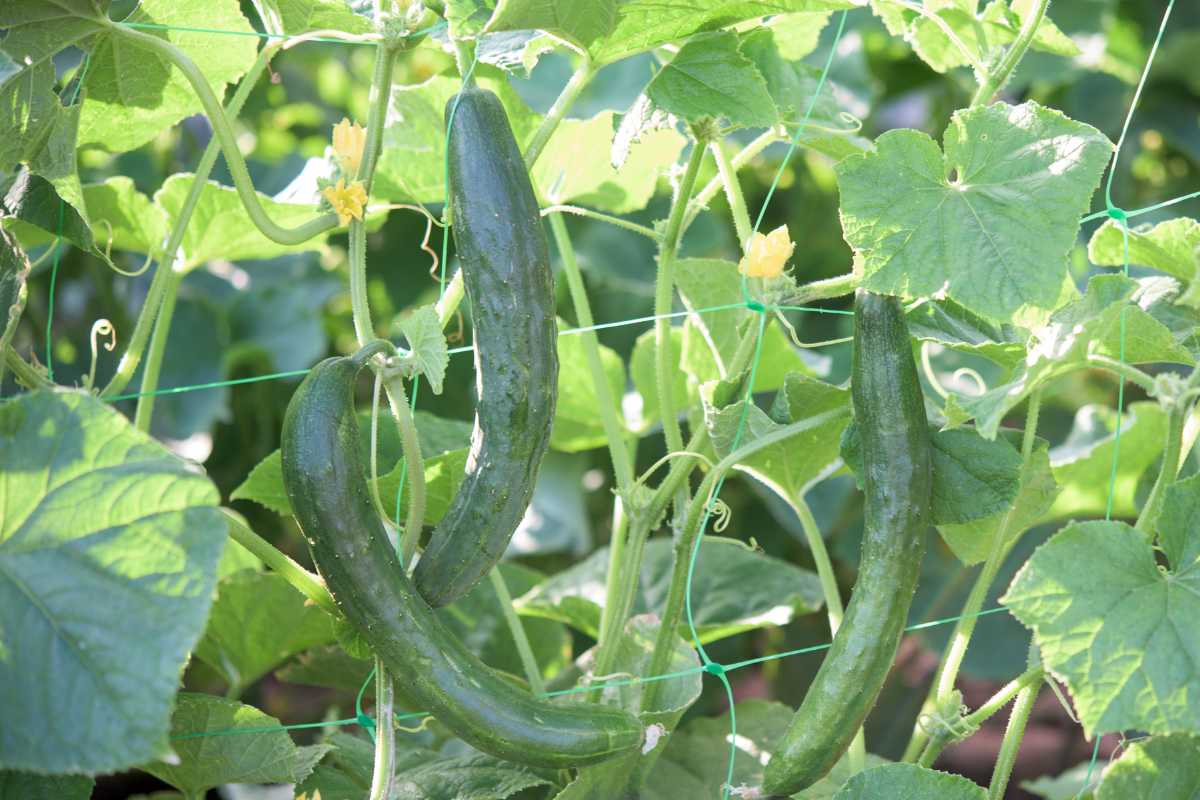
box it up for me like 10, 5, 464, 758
100, 44, 276, 399
111, 24, 339, 245
790, 272, 860, 305
988, 678, 1040, 799
368, 663, 396, 800
640, 408, 850, 714
970, 0, 1049, 106
655, 142, 709, 473
357, 45, 401, 192
905, 393, 1042, 761
4, 347, 51, 390
489, 569, 545, 695
1085, 355, 1157, 394
594, 493, 631, 677
711, 139, 753, 248
221, 509, 340, 618
133, 268, 182, 431
541, 205, 658, 240
918, 666, 1044, 768
523, 60, 593, 168
435, 268, 464, 326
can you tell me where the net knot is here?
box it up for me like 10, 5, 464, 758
703, 661, 727, 677
745, 300, 767, 314
1106, 205, 1129, 223
356, 711, 376, 730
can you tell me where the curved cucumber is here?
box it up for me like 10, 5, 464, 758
412, 85, 558, 608
762, 291, 932, 795
281, 354, 641, 768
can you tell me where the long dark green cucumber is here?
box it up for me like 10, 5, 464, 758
281, 354, 641, 768
412, 85, 557, 608
762, 291, 932, 795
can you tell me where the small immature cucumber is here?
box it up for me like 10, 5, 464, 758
762, 291, 932, 795
411, 85, 558, 608
281, 352, 642, 769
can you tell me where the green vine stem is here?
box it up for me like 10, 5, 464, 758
368, 665, 397, 800
970, 0, 1050, 106
489, 569, 546, 695
100, 42, 277, 400
1135, 396, 1187, 535
791, 272, 860, 305
655, 141, 709, 501
917, 664, 1045, 768
540, 205, 658, 240
683, 129, 778, 231
987, 672, 1041, 799
132, 269, 183, 430
640, 407, 851, 714
905, 392, 1043, 761
711, 139, 753, 248
4, 347, 51, 390
110, 22, 340, 245
221, 509, 340, 618
524, 59, 594, 168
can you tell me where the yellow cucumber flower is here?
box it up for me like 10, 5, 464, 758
323, 178, 368, 226
331, 117, 366, 177
739, 224, 795, 278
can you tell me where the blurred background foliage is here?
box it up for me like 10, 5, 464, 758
7, 0, 1198, 796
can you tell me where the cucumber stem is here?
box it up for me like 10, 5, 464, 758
101, 42, 276, 400
4, 347, 51, 390
987, 674, 1040, 799
524, 60, 594, 169
221, 509, 340, 618
133, 268, 182, 431
1134, 368, 1200, 535
110, 23, 339, 245
917, 665, 1044, 768
368, 663, 397, 800
489, 569, 546, 695
541, 205, 658, 240
684, 128, 779, 232
711, 139, 753, 249
970, 0, 1050, 106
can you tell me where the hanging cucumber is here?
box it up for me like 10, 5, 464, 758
762, 291, 932, 795
411, 85, 558, 608
281, 351, 641, 768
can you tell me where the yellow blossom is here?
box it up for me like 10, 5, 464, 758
331, 117, 366, 177
322, 178, 368, 225
739, 225, 794, 278
295, 792, 321, 800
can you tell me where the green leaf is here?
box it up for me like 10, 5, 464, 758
78, 0, 259, 153
906, 298, 1026, 369
0, 227, 30, 357
294, 730, 376, 800
767, 11, 837, 60
195, 571, 337, 692
0, 391, 227, 774
155, 174, 331, 268
1002, 520, 1200, 737
1089, 217, 1200, 304
1158, 473, 1200, 571
833, 763, 986, 799
486, 0, 618, 48
2, 167, 95, 252
1096, 734, 1200, 800
955, 276, 1189, 439
0, 772, 93, 800
397, 304, 449, 394
231, 450, 292, 515
739, 28, 844, 125
83, 176, 169, 260
141, 693, 329, 795
375, 70, 538, 203
533, 111, 685, 214
517, 537, 824, 643
251, 0, 375, 34
1022, 762, 1101, 800
842, 423, 1024, 527
587, 0, 857, 65
643, 699, 888, 799
645, 31, 777, 128
1046, 402, 1167, 521
836, 101, 1112, 322
392, 752, 551, 800
0, 57, 59, 168
707, 375, 852, 500
551, 321, 626, 451
938, 438, 1057, 564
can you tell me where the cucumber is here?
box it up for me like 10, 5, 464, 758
411, 85, 558, 608
281, 352, 641, 768
762, 291, 932, 795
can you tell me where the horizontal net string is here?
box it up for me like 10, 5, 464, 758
171, 601, 1012, 740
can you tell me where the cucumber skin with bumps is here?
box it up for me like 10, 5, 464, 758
762, 291, 933, 795
412, 85, 558, 608
281, 355, 641, 769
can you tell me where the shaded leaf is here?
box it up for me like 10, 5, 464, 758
833, 763, 985, 799
1097, 734, 1200, 800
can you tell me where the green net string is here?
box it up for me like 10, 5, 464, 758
21, 6, 1193, 797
